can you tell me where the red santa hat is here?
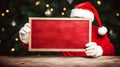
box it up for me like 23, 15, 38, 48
70, 2, 107, 35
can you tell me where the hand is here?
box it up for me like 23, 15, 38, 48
85, 42, 103, 57
19, 23, 31, 44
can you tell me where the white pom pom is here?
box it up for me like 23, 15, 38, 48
98, 26, 107, 35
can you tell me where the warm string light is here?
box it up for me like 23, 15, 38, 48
61, 7, 67, 16
63, 7, 67, 11
35, 1, 40, 6
45, 4, 54, 16
11, 48, 15, 52
1, 9, 10, 17
45, 4, 54, 12
1, 13, 5, 16
15, 38, 19, 41
61, 12, 65, 15
46, 4, 49, 8
6, 9, 9, 13
45, 4, 67, 16
116, 13, 120, 16
97, 0, 102, 5
50, 8, 54, 12
11, 20, 16, 27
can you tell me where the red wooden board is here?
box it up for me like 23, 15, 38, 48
29, 17, 91, 52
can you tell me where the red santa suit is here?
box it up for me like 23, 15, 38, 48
60, 2, 115, 56
60, 26, 115, 56
20, 2, 115, 57
21, 25, 115, 56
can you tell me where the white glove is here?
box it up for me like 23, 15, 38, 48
85, 42, 103, 57
19, 23, 31, 44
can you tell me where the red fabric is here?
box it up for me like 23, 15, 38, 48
22, 26, 115, 56
22, 42, 28, 48
74, 2, 102, 27
60, 26, 115, 56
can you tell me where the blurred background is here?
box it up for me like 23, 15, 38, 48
0, 0, 120, 56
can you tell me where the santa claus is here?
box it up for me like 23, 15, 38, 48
19, 2, 115, 57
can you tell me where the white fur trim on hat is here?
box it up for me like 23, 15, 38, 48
70, 9, 94, 22
98, 26, 108, 35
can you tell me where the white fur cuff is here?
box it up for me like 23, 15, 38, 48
70, 9, 94, 22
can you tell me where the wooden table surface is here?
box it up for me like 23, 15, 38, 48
0, 56, 120, 67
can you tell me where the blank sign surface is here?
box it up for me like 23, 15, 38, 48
29, 18, 91, 52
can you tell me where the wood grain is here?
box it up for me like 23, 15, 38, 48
0, 56, 120, 67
